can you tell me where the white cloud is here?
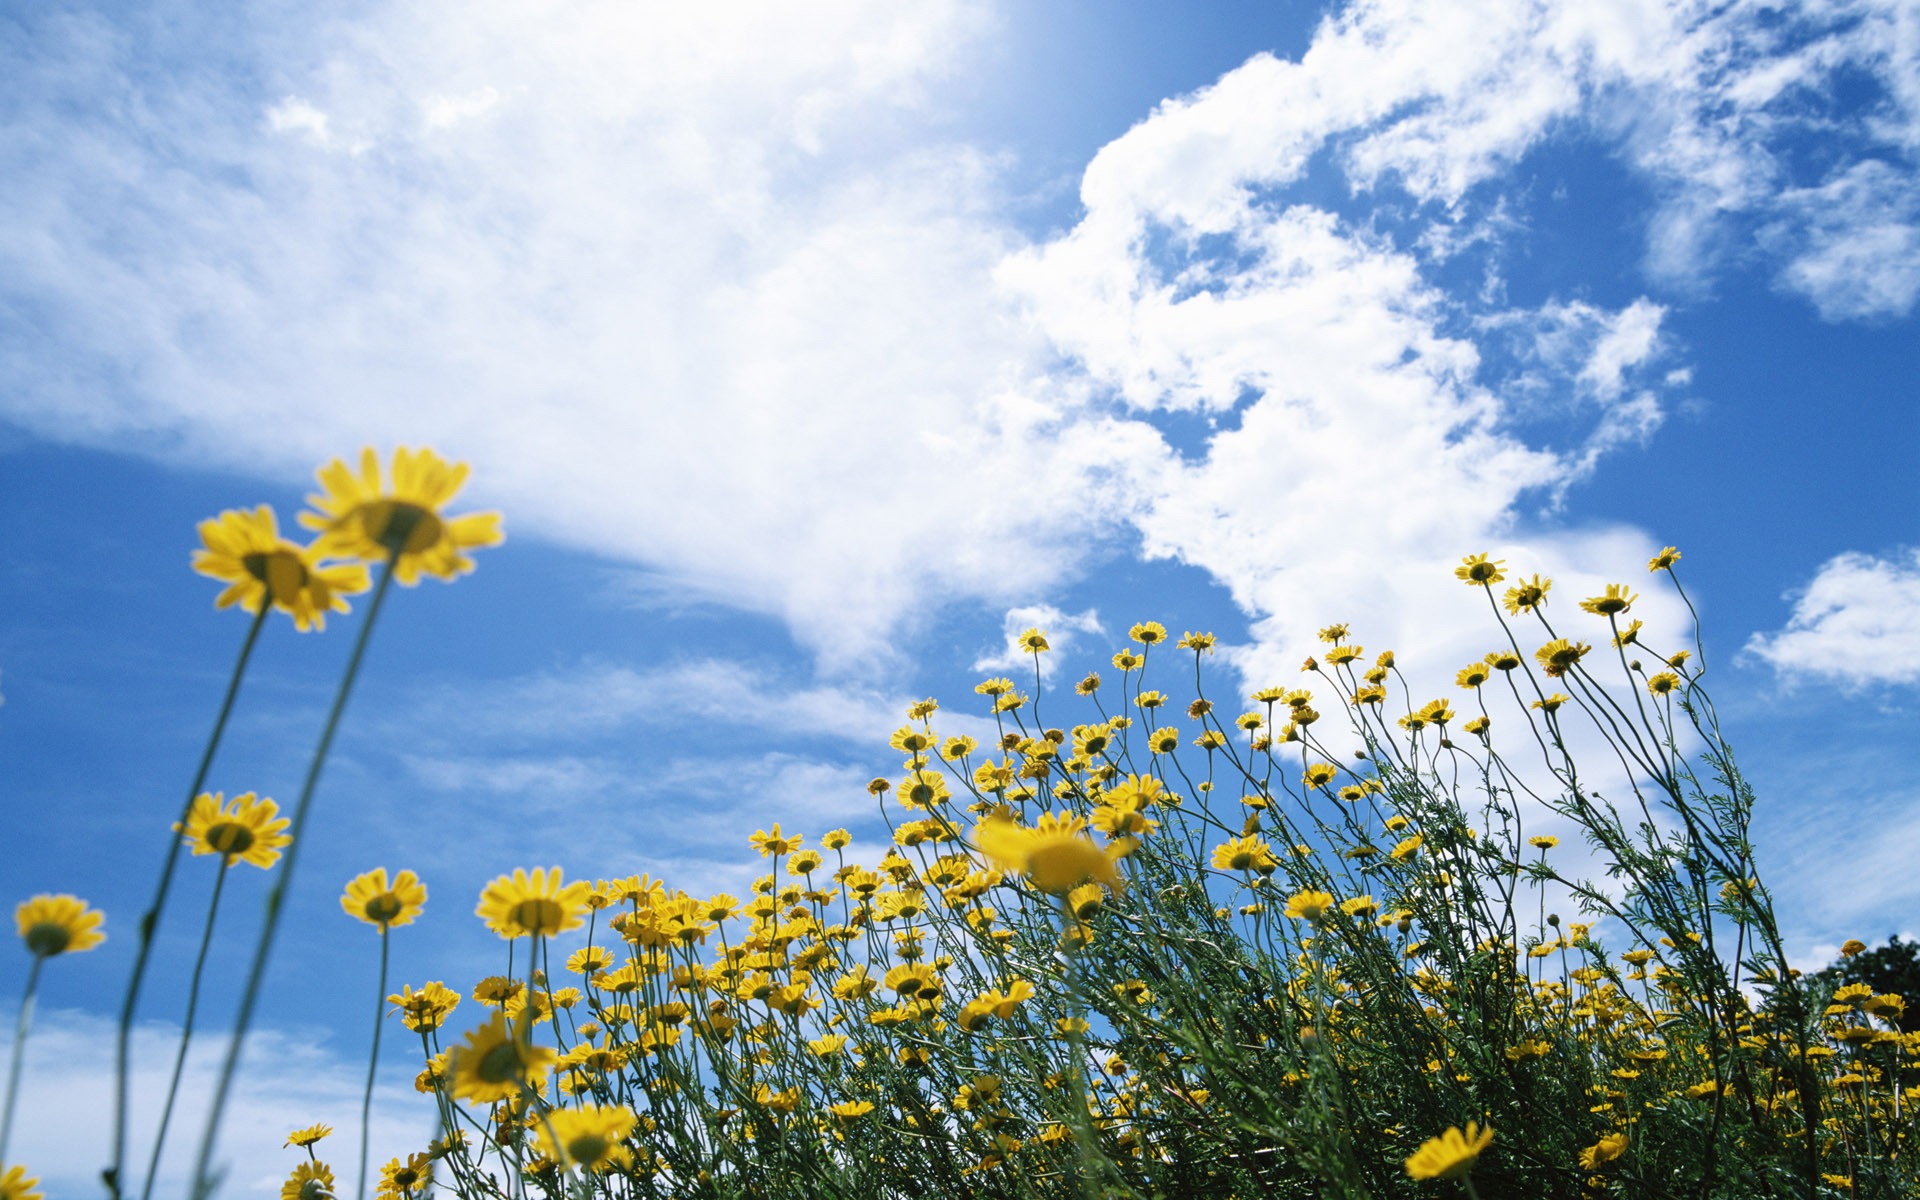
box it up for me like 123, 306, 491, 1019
1745, 548, 1920, 687
973, 604, 1105, 674
2, 1009, 435, 1198
1, 0, 1912, 676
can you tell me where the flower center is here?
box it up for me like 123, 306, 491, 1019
364, 895, 404, 923
361, 500, 445, 555
242, 549, 310, 602
510, 898, 564, 935
566, 1135, 608, 1166
477, 1041, 521, 1084
206, 821, 255, 856
25, 921, 71, 957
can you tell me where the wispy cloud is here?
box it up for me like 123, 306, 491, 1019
972, 604, 1105, 675
2, 1008, 435, 1198
1745, 548, 1920, 688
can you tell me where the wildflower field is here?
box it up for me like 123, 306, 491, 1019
5, 448, 1911, 1200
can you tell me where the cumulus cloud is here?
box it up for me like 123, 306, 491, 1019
1745, 548, 1920, 687
1, 0, 1912, 675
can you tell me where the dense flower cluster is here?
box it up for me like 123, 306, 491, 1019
12, 465, 1911, 1200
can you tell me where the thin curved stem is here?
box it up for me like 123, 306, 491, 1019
357, 927, 390, 1200
190, 558, 398, 1198
141, 862, 231, 1200
109, 603, 269, 1199
0, 956, 46, 1167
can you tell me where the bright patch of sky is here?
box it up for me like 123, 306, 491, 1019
2, 0, 1916, 1190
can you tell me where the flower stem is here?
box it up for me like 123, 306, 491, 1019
141, 862, 231, 1200
189, 558, 399, 1199
0, 956, 45, 1167
357, 926, 390, 1200
108, 602, 269, 1200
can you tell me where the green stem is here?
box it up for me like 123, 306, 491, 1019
357, 927, 390, 1200
109, 603, 269, 1199
190, 557, 399, 1199
0, 956, 45, 1167
141, 862, 232, 1200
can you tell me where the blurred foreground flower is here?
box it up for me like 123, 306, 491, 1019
301, 446, 502, 584
1405, 1122, 1494, 1180
193, 505, 369, 631
14, 894, 105, 958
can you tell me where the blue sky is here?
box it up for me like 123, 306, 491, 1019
3, 0, 1918, 1191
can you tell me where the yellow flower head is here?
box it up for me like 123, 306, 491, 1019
533, 1103, 636, 1173
378, 1153, 432, 1195
1579, 1131, 1628, 1170
15, 894, 105, 958
1455, 554, 1506, 586
1017, 627, 1051, 653
1405, 1121, 1494, 1180
1502, 574, 1552, 615
341, 868, 427, 929
194, 505, 370, 632
280, 1161, 335, 1200
447, 1011, 556, 1103
475, 867, 590, 940
284, 1123, 333, 1149
1648, 545, 1682, 571
1283, 889, 1335, 922
973, 812, 1125, 896
0, 1165, 42, 1200
176, 791, 291, 869
750, 824, 803, 856
1128, 621, 1167, 645
300, 446, 502, 585
1579, 584, 1638, 616
387, 982, 461, 1033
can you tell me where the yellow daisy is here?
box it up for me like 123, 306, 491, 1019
340, 868, 427, 929
1405, 1122, 1493, 1180
280, 1161, 335, 1200
0, 1165, 42, 1200
299, 446, 502, 585
193, 505, 369, 631
446, 1012, 556, 1103
533, 1103, 636, 1172
475, 867, 590, 940
15, 894, 105, 958
973, 812, 1125, 896
175, 791, 291, 869
284, 1123, 332, 1148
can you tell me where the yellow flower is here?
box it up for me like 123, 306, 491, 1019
1579, 584, 1638, 615
1648, 546, 1682, 571
0, 1165, 42, 1200
446, 1012, 555, 1103
387, 982, 461, 1033
1502, 574, 1552, 614
193, 505, 370, 631
378, 1153, 432, 1195
300, 446, 502, 585
533, 1103, 636, 1172
1646, 671, 1681, 696
475, 868, 591, 940
1405, 1122, 1494, 1180
1211, 835, 1278, 875
973, 812, 1125, 896
1455, 554, 1505, 585
1283, 889, 1335, 922
1017, 627, 1051, 652
1534, 638, 1591, 676
176, 791, 292, 869
829, 1099, 876, 1120
15, 894, 105, 958
280, 1161, 335, 1200
1128, 621, 1167, 645
749, 824, 803, 856
1579, 1131, 1628, 1170
284, 1123, 333, 1148
341, 868, 426, 929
